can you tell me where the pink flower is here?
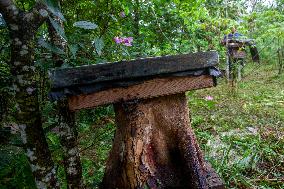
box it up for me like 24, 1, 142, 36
26, 87, 35, 95
51, 126, 60, 134
113, 36, 123, 44
114, 36, 133, 46
119, 11, 126, 18
122, 37, 133, 46
205, 96, 213, 101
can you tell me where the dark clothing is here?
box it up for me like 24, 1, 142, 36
222, 32, 245, 58
222, 31, 259, 63
223, 32, 243, 41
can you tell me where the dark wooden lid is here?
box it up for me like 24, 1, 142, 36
48, 51, 220, 100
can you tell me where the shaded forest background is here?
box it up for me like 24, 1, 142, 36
0, 0, 283, 188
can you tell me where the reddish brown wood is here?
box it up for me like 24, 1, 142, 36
68, 75, 214, 111
101, 93, 224, 189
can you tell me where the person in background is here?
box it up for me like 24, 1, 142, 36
221, 26, 246, 81
221, 26, 259, 82
221, 26, 243, 45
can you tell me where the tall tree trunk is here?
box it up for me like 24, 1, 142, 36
47, 14, 84, 188
0, 1, 59, 188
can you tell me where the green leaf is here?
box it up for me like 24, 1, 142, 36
73, 21, 98, 30
47, 133, 61, 147
68, 44, 78, 59
38, 38, 65, 55
48, 16, 67, 40
0, 14, 6, 27
93, 38, 104, 56
44, 0, 66, 21
110, 14, 117, 22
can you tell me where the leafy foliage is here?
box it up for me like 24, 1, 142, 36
189, 64, 284, 188
0, 0, 284, 188
0, 14, 6, 27
0, 146, 36, 188
73, 21, 98, 30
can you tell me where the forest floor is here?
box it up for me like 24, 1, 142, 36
188, 63, 284, 188
79, 63, 284, 189
1, 64, 282, 189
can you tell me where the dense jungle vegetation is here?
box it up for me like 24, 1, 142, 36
0, 0, 283, 188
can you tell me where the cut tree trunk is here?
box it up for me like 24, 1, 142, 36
101, 94, 209, 189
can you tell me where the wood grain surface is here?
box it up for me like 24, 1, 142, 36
68, 75, 214, 111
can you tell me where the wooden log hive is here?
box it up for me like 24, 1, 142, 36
49, 51, 225, 189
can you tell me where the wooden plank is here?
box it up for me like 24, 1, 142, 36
48, 69, 218, 101
50, 51, 218, 89
68, 75, 214, 111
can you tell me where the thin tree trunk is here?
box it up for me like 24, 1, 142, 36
277, 37, 283, 75
10, 17, 60, 189
57, 100, 84, 188
47, 16, 66, 67
0, 1, 59, 188
133, 0, 140, 39
47, 14, 84, 188
277, 48, 283, 75
280, 46, 284, 74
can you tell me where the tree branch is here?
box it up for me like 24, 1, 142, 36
0, 0, 12, 7
24, 1, 49, 29
0, 0, 48, 32
0, 0, 19, 23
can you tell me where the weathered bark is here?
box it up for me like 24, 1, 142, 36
101, 93, 208, 189
57, 100, 84, 189
0, 1, 59, 188
49, 51, 219, 89
47, 12, 84, 188
47, 16, 66, 67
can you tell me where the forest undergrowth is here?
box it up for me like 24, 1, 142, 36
188, 63, 284, 189
1, 63, 283, 189
1, 0, 284, 188
77, 63, 284, 189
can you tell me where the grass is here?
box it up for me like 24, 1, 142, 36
188, 63, 284, 188
78, 63, 283, 188
1, 63, 282, 189
77, 106, 116, 188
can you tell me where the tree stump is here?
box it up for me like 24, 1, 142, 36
49, 51, 224, 189
102, 93, 207, 188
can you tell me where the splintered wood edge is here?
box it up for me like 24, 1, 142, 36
68, 75, 214, 111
